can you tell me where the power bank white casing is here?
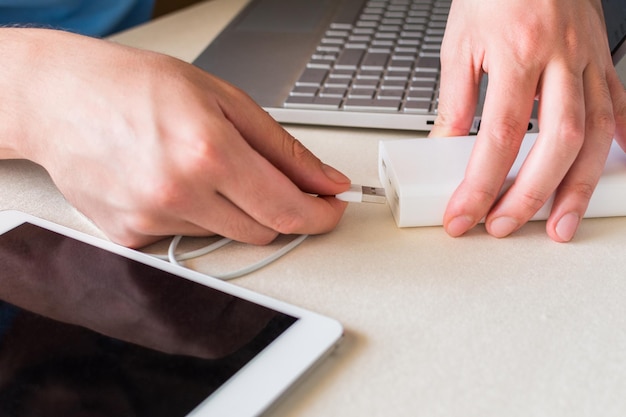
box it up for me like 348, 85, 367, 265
379, 134, 626, 228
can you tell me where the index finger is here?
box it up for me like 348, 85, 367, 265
429, 33, 481, 137
443, 64, 539, 236
214, 76, 351, 197
214, 122, 349, 238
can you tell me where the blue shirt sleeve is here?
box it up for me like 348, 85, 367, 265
0, 0, 155, 37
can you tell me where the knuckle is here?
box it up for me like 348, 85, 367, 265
560, 181, 596, 202
111, 232, 148, 249
171, 120, 230, 174
557, 119, 586, 152
112, 214, 159, 247
586, 110, 616, 139
483, 117, 527, 155
286, 137, 313, 163
143, 177, 187, 211
229, 215, 279, 245
518, 187, 551, 213
250, 231, 280, 246
561, 26, 583, 59
432, 112, 471, 135
124, 211, 160, 235
467, 187, 499, 207
439, 41, 459, 65
185, 130, 223, 164
269, 209, 307, 235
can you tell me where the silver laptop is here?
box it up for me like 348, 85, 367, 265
193, 0, 626, 132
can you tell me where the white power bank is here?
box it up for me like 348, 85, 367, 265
378, 134, 626, 228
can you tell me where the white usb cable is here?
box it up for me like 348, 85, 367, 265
151, 184, 385, 279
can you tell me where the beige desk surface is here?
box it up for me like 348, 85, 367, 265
4, 1, 626, 415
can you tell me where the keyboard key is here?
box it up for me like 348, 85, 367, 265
308, 60, 332, 69
408, 10, 429, 18
344, 98, 402, 111
395, 45, 420, 53
290, 86, 318, 96
422, 43, 441, 53
401, 31, 424, 38
372, 39, 395, 47
322, 37, 346, 45
326, 29, 350, 37
353, 78, 379, 88
428, 21, 447, 29
362, 52, 390, 70
415, 56, 440, 71
378, 90, 404, 99
403, 100, 432, 113
325, 78, 351, 88
312, 51, 338, 60
381, 79, 408, 89
404, 24, 426, 32
406, 17, 428, 25
357, 70, 383, 79
320, 87, 347, 98
392, 52, 417, 60
385, 70, 411, 80
407, 90, 434, 100
409, 80, 437, 90
317, 45, 341, 53
296, 68, 328, 86
361, 14, 384, 22
336, 48, 366, 69
350, 35, 373, 43
379, 24, 402, 32
330, 23, 353, 31
353, 27, 375, 35
425, 35, 444, 43
285, 95, 342, 109
388, 59, 413, 70
348, 88, 376, 99
357, 20, 379, 28
329, 69, 356, 79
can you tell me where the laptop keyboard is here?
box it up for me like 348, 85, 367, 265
284, 0, 451, 114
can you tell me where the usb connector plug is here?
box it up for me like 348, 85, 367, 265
336, 184, 386, 204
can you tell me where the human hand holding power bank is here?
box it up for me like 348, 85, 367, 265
379, 134, 626, 237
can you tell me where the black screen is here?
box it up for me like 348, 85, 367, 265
603, 0, 626, 54
0, 223, 297, 417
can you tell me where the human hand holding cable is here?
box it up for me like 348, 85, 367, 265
430, 0, 626, 242
0, 28, 351, 248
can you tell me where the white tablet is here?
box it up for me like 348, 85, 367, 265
0, 210, 343, 417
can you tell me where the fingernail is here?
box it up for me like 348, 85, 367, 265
446, 215, 475, 237
489, 216, 519, 238
322, 164, 351, 184
555, 212, 580, 242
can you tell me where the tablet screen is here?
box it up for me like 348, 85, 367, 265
0, 222, 297, 417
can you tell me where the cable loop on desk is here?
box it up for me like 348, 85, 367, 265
160, 234, 309, 280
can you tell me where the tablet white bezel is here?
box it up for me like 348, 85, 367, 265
0, 210, 343, 417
